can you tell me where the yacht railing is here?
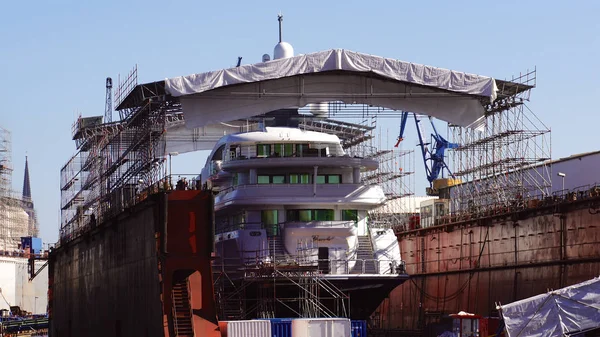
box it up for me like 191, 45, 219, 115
215, 220, 357, 234
216, 183, 359, 196
223, 142, 346, 163
213, 255, 405, 275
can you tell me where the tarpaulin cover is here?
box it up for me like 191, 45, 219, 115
164, 49, 498, 129
500, 276, 600, 337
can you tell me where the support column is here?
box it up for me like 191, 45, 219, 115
353, 167, 361, 183
313, 166, 318, 196
249, 169, 257, 184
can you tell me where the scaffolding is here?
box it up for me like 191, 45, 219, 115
0, 126, 33, 251
212, 242, 350, 321
59, 67, 171, 243
0, 127, 11, 196
449, 69, 551, 215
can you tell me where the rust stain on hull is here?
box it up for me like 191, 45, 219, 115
374, 197, 600, 330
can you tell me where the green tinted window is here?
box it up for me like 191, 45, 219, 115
314, 209, 334, 221
273, 144, 284, 156
262, 210, 278, 225
316, 175, 326, 184
286, 209, 334, 222
257, 144, 271, 156
284, 143, 294, 157
272, 175, 285, 184
262, 210, 279, 236
342, 210, 358, 223
258, 175, 270, 184
300, 174, 310, 184
290, 173, 310, 184
328, 175, 341, 184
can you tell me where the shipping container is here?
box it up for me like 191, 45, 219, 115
220, 320, 271, 337
20, 236, 42, 254
351, 320, 367, 337
291, 318, 351, 337
259, 318, 293, 337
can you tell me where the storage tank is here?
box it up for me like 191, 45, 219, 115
291, 318, 351, 337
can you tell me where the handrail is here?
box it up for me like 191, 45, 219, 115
212, 255, 403, 275
216, 183, 359, 197
171, 290, 179, 336
395, 182, 600, 232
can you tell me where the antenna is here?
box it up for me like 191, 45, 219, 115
236, 57, 242, 67
277, 13, 283, 43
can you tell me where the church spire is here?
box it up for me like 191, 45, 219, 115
22, 155, 31, 200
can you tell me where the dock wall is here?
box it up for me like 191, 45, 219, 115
376, 197, 600, 331
49, 191, 219, 337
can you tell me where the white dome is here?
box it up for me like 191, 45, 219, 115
274, 42, 294, 59
309, 102, 329, 117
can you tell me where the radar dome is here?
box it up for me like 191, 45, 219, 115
274, 42, 294, 60
309, 102, 329, 117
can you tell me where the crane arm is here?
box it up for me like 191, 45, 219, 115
394, 111, 410, 147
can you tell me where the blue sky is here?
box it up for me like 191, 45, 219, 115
1, 0, 598, 244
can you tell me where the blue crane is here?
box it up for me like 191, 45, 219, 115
395, 112, 458, 194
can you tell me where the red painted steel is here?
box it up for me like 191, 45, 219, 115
49, 191, 220, 337
374, 200, 600, 332
162, 190, 219, 337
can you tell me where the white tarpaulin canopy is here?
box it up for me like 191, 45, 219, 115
164, 49, 498, 129
499, 276, 600, 337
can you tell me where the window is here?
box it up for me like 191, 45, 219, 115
261, 210, 278, 225
232, 212, 246, 229
232, 173, 239, 186
286, 209, 335, 222
296, 144, 309, 155
314, 209, 334, 221
258, 175, 285, 184
273, 144, 284, 157
317, 174, 341, 184
228, 145, 240, 160
284, 144, 294, 157
257, 144, 271, 157
290, 173, 310, 184
341, 210, 358, 223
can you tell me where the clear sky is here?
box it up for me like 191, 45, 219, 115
1, 0, 598, 244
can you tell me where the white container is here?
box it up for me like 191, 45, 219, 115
221, 320, 271, 337
291, 318, 351, 337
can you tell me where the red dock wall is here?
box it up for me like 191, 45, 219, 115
49, 191, 219, 337
375, 198, 600, 331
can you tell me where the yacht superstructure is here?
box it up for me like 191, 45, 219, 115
202, 116, 408, 319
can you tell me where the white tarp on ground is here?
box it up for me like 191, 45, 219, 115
499, 276, 600, 337
164, 49, 498, 129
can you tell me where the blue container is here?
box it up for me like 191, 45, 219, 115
20, 236, 42, 254
21, 236, 42, 254
351, 320, 367, 337
31, 237, 42, 254
20, 237, 32, 251
257, 318, 292, 337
